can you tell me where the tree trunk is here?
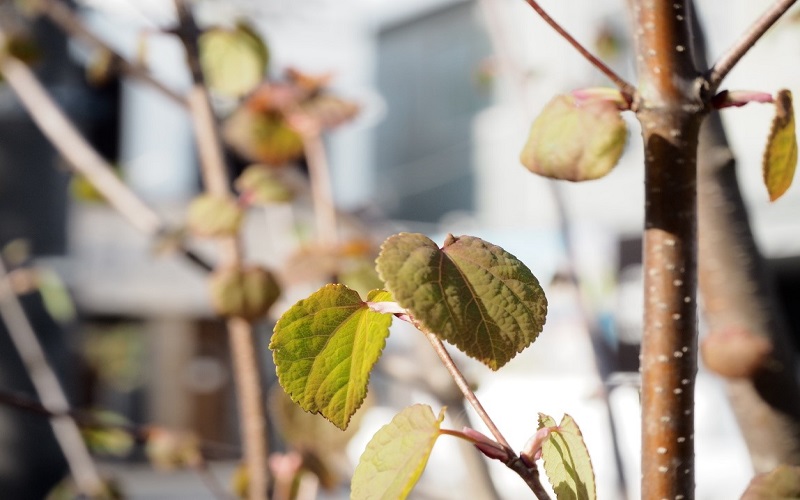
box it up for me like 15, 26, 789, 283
631, 1, 707, 497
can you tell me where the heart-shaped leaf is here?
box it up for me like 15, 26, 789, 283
351, 404, 445, 500
520, 92, 627, 181
763, 89, 797, 201
376, 233, 547, 370
270, 285, 393, 429
538, 413, 596, 500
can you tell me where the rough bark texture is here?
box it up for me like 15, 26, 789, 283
632, 1, 706, 497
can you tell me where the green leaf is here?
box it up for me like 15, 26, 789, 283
209, 266, 281, 320
270, 285, 393, 429
223, 109, 305, 166
351, 404, 445, 500
186, 194, 244, 238
741, 464, 800, 499
235, 165, 294, 204
200, 22, 269, 98
520, 92, 627, 181
538, 413, 596, 500
763, 89, 798, 201
376, 233, 547, 370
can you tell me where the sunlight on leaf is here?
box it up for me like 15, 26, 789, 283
763, 89, 797, 201
538, 413, 596, 500
351, 405, 445, 500
270, 285, 393, 429
520, 93, 627, 181
200, 22, 268, 98
741, 464, 800, 499
376, 233, 547, 370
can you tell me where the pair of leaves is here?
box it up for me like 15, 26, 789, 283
270, 233, 547, 429
351, 408, 597, 500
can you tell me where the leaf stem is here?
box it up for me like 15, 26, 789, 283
422, 332, 510, 449
421, 331, 550, 499
0, 42, 212, 272
522, 0, 636, 98
706, 0, 798, 91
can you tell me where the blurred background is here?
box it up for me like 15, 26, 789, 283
0, 0, 799, 498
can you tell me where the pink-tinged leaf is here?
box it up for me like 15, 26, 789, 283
763, 89, 797, 201
520, 93, 627, 182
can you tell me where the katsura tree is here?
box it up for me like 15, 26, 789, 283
270, 0, 800, 498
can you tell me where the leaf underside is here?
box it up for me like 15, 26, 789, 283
763, 89, 798, 202
376, 233, 547, 370
351, 404, 445, 500
270, 285, 393, 429
538, 413, 597, 500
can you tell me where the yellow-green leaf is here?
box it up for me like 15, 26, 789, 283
741, 464, 800, 499
538, 413, 596, 500
376, 233, 547, 370
223, 108, 304, 166
186, 194, 244, 238
351, 405, 445, 500
200, 22, 269, 98
763, 89, 798, 201
520, 92, 627, 181
270, 285, 393, 429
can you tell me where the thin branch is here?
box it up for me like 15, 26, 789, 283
0, 258, 104, 497
707, 0, 798, 91
522, 0, 636, 98
173, 3, 269, 500
421, 331, 550, 500
423, 331, 510, 449
300, 131, 339, 246
0, 47, 213, 272
35, 0, 187, 106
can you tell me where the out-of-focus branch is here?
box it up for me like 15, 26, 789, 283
707, 0, 798, 91
34, 0, 187, 106
173, 3, 269, 499
691, 2, 800, 470
521, 0, 635, 99
0, 258, 104, 497
0, 46, 213, 272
